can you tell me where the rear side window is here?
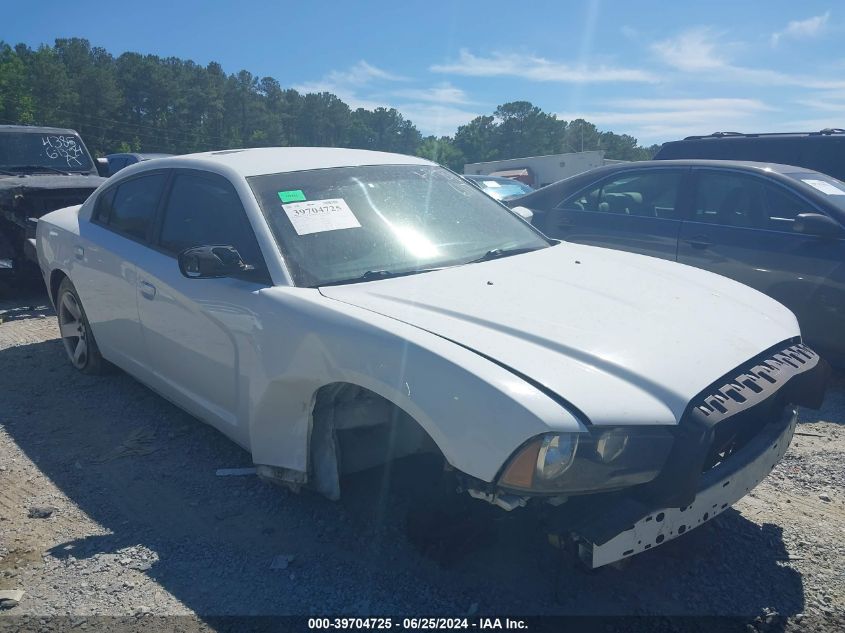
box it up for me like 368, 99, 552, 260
93, 188, 115, 223
561, 171, 683, 219
158, 172, 263, 266
107, 174, 167, 240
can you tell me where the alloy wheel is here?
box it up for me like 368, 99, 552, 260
58, 290, 88, 369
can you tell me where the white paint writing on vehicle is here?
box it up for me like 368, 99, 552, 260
42, 135, 85, 167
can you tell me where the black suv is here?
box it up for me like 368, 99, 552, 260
654, 129, 845, 181
0, 125, 105, 284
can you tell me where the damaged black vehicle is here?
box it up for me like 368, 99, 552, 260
0, 125, 105, 284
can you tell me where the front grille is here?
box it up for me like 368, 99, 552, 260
693, 343, 818, 423
692, 343, 818, 470
640, 341, 824, 507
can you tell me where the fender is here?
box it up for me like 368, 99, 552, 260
247, 286, 585, 485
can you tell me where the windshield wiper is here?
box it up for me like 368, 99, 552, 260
466, 246, 543, 265
8, 165, 72, 175
319, 267, 444, 287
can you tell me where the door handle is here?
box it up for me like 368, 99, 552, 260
686, 235, 711, 249
139, 280, 156, 300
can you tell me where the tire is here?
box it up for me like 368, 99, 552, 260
56, 277, 107, 375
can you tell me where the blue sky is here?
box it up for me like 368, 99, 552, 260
4, 0, 844, 145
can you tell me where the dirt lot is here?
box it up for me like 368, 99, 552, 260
1, 287, 844, 631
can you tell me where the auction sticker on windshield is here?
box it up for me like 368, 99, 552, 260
282, 198, 361, 235
802, 179, 845, 196
278, 189, 307, 203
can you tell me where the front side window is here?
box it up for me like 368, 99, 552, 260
248, 164, 549, 287
158, 172, 263, 266
107, 173, 167, 240
763, 184, 816, 231
561, 171, 683, 219
692, 171, 766, 228
693, 170, 824, 231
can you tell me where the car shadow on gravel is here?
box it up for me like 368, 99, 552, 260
0, 289, 53, 322
801, 369, 845, 426
0, 335, 808, 620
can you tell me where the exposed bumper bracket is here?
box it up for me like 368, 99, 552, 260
573, 407, 797, 568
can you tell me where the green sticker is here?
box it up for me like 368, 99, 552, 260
278, 190, 306, 203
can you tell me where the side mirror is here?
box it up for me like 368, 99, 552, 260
793, 213, 842, 238
178, 245, 251, 279
510, 205, 534, 222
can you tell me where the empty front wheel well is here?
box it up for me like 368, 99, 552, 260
49, 269, 69, 305
309, 382, 444, 499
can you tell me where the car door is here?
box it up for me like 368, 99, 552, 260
134, 169, 270, 441
542, 168, 688, 261
677, 168, 845, 357
75, 171, 168, 376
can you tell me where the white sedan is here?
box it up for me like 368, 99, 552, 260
36, 148, 828, 567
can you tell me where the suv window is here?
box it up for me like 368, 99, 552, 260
158, 172, 263, 267
693, 170, 819, 231
561, 170, 683, 219
105, 173, 167, 240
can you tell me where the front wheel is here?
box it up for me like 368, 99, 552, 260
57, 277, 107, 375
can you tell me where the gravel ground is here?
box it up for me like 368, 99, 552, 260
0, 287, 843, 632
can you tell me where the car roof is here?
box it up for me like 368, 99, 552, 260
517, 158, 845, 220
678, 129, 845, 141
0, 124, 82, 135
519, 159, 831, 202
582, 159, 820, 176
147, 147, 433, 177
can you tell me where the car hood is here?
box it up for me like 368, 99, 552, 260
0, 173, 105, 193
319, 244, 801, 427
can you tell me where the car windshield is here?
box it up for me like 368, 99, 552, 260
249, 164, 550, 287
0, 132, 94, 173
786, 172, 845, 214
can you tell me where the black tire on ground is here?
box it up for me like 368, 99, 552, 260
56, 277, 108, 375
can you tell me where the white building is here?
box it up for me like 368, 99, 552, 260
464, 150, 607, 188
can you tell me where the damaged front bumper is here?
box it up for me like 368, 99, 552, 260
573, 405, 797, 568
542, 341, 828, 568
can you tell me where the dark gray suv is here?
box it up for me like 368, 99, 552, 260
654, 129, 845, 181
512, 160, 845, 364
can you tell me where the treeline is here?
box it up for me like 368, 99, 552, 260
0, 38, 659, 171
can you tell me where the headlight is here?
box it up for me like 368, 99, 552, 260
536, 434, 578, 480
499, 427, 674, 494
595, 429, 629, 463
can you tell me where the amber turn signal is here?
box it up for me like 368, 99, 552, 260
499, 437, 542, 489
